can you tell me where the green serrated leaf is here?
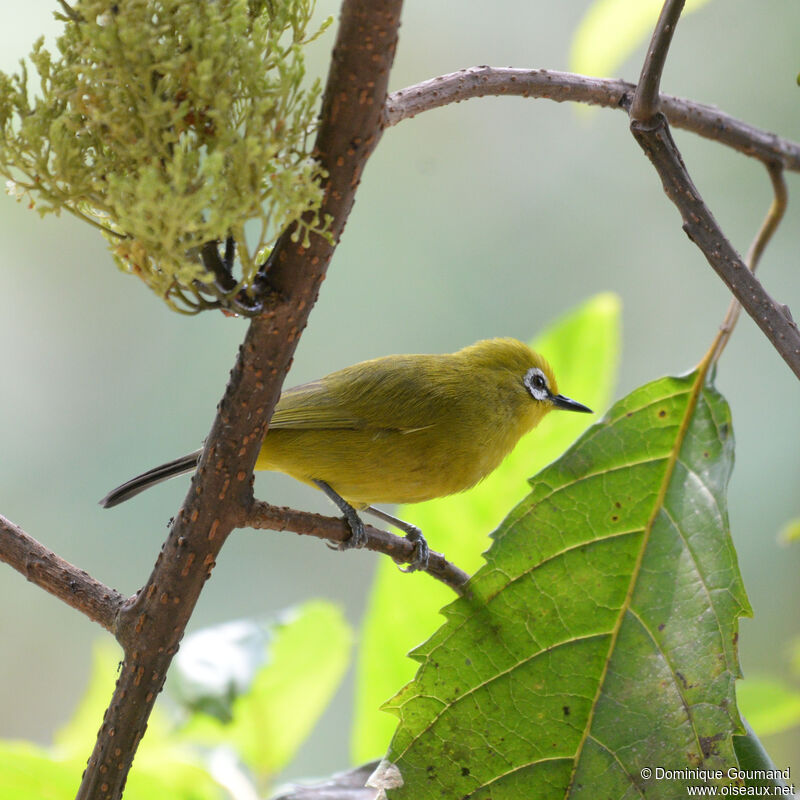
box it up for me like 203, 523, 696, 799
383, 369, 750, 798
177, 600, 352, 783
570, 0, 713, 78
351, 294, 621, 763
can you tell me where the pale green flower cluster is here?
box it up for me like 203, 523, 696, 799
0, 0, 331, 312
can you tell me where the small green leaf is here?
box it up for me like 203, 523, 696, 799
178, 601, 352, 782
737, 677, 800, 737
0, 740, 222, 800
12, 605, 350, 797
171, 619, 274, 722
778, 517, 800, 545
122, 758, 223, 800
570, 0, 713, 78
383, 370, 750, 798
0, 742, 78, 800
351, 294, 621, 763
55, 641, 172, 759
51, 641, 222, 799
53, 641, 124, 758
5, 643, 221, 800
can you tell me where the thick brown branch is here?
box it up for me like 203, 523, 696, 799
630, 0, 686, 121
384, 67, 800, 170
242, 501, 470, 595
631, 114, 800, 379
0, 515, 125, 632
77, 2, 405, 798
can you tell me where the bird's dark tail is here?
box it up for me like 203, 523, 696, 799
99, 449, 203, 508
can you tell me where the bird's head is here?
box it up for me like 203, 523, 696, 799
462, 338, 593, 422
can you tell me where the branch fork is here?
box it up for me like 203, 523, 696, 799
627, 0, 800, 378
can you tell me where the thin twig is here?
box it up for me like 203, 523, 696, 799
745, 165, 789, 271
712, 163, 788, 364
242, 501, 470, 595
630, 0, 686, 122
631, 115, 800, 379
0, 515, 125, 632
384, 68, 800, 171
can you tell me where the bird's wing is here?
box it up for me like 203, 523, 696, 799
269, 380, 368, 430
268, 375, 434, 433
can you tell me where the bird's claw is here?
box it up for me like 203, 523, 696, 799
327, 507, 367, 551
398, 526, 430, 573
314, 479, 367, 553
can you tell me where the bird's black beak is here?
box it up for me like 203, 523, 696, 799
550, 393, 593, 414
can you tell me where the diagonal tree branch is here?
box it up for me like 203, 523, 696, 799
384, 67, 800, 170
241, 501, 470, 594
0, 515, 125, 632
75, 2, 405, 798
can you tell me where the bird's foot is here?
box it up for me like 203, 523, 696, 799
315, 479, 368, 552
397, 526, 430, 573
364, 505, 430, 573
329, 505, 367, 551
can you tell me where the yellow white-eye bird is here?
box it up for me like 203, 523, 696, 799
101, 338, 591, 570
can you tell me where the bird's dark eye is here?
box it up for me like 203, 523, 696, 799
531, 374, 546, 390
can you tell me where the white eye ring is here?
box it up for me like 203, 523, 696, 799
524, 367, 550, 401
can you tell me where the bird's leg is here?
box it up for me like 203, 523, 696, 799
313, 480, 367, 551
365, 506, 430, 573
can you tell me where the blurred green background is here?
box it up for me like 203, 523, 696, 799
1, 0, 798, 785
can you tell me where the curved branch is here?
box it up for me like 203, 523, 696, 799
384, 67, 800, 170
0, 515, 125, 632
242, 501, 470, 595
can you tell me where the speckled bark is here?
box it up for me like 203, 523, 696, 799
76, 2, 404, 798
